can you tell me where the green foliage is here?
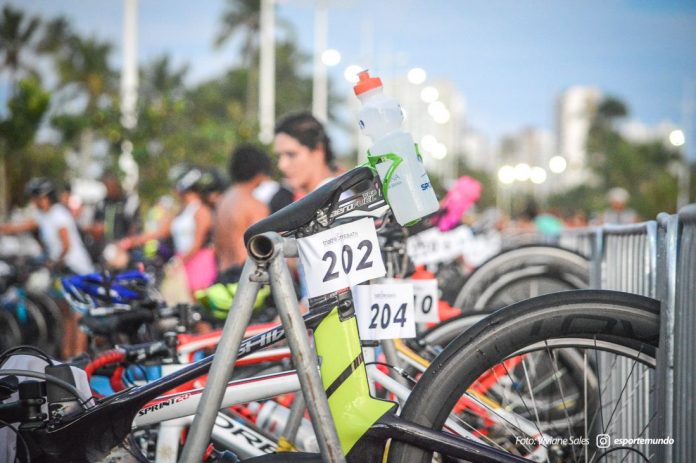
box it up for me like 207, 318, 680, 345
551, 95, 683, 219
547, 185, 604, 220
5, 143, 66, 207
0, 76, 50, 150
0, 4, 340, 209
0, 5, 40, 73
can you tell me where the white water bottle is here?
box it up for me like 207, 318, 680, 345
354, 70, 440, 225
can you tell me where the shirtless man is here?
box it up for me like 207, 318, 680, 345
214, 145, 271, 283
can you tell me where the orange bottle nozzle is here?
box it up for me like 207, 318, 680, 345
353, 70, 383, 95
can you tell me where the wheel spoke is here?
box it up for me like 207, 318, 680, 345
543, 343, 579, 463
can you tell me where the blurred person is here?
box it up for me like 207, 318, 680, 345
215, 144, 271, 283
120, 167, 217, 294
274, 111, 338, 199
0, 177, 94, 358
565, 209, 589, 228
534, 208, 563, 237
58, 181, 82, 219
512, 200, 539, 233
0, 178, 94, 275
273, 112, 353, 307
85, 172, 140, 247
599, 187, 638, 224
253, 176, 294, 215
198, 167, 229, 209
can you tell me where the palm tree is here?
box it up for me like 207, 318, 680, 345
0, 6, 41, 88
215, 0, 262, 62
51, 34, 117, 177
0, 6, 41, 217
215, 0, 263, 119
55, 35, 116, 111
140, 54, 189, 106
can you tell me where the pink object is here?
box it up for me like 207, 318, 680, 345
436, 176, 482, 232
182, 248, 218, 292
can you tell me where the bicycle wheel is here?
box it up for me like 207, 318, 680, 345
12, 295, 50, 351
0, 309, 22, 352
452, 245, 590, 311
388, 290, 660, 463
27, 292, 64, 357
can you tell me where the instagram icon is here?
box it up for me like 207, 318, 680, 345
596, 434, 611, 448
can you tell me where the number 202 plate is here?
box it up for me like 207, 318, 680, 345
297, 218, 386, 298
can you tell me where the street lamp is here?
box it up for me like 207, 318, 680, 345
420, 86, 439, 103
549, 155, 567, 174
670, 129, 685, 147
514, 163, 531, 182
321, 48, 341, 67
344, 64, 362, 84
670, 129, 690, 208
498, 165, 516, 185
530, 166, 547, 185
407, 67, 427, 85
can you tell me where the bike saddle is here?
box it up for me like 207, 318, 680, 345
244, 166, 375, 245
243, 453, 322, 462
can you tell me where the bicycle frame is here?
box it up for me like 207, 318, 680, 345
179, 232, 529, 463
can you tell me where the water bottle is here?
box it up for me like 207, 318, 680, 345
254, 401, 319, 452
354, 70, 440, 225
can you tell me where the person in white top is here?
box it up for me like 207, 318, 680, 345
0, 178, 94, 275
0, 177, 95, 358
120, 167, 217, 295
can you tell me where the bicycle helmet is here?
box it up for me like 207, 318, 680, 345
175, 167, 204, 193
61, 270, 153, 314
198, 168, 228, 195
24, 177, 57, 199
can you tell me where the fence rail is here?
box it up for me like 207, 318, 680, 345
556, 206, 695, 463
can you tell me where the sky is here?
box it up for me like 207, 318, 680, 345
10, 0, 696, 159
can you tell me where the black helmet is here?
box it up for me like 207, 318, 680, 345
25, 177, 57, 199
198, 168, 228, 195
175, 167, 204, 193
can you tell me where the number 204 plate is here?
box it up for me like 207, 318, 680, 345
352, 283, 416, 340
297, 218, 386, 298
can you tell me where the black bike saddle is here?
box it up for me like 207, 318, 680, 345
243, 167, 375, 245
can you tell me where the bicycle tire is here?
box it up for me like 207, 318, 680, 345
0, 309, 22, 352
388, 289, 660, 463
27, 292, 64, 357
452, 245, 590, 311
12, 296, 50, 351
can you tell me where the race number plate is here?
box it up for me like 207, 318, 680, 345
352, 282, 416, 340
410, 278, 439, 323
407, 226, 475, 265
297, 218, 386, 298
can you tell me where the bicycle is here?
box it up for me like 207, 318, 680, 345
0, 256, 64, 356
0, 166, 660, 463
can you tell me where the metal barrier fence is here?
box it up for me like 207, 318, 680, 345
558, 227, 597, 260
673, 206, 696, 462
654, 205, 696, 462
655, 212, 679, 463
557, 208, 695, 463
592, 222, 657, 463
